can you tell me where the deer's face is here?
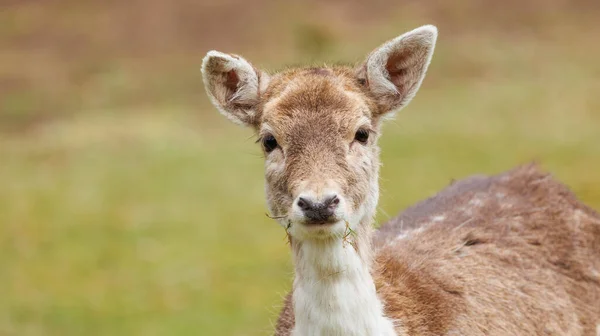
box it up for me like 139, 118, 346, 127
202, 25, 437, 241
257, 69, 380, 240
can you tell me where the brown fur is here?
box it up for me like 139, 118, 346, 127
257, 66, 383, 224
202, 28, 599, 335
275, 164, 600, 335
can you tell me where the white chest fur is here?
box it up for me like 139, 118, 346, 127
291, 240, 397, 336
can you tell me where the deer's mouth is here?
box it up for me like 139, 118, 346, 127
297, 219, 349, 239
303, 218, 339, 226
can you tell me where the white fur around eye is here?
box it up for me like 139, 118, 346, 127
265, 155, 284, 171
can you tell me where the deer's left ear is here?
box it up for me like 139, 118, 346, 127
356, 25, 437, 118
201, 51, 270, 127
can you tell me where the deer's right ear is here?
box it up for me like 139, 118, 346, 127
201, 51, 269, 127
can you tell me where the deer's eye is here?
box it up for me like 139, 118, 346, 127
354, 129, 369, 144
262, 134, 278, 153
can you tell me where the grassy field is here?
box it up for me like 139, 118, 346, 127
1, 1, 600, 335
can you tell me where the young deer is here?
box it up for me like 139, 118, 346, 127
201, 25, 600, 336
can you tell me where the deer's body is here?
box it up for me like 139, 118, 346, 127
201, 25, 600, 336
275, 165, 600, 335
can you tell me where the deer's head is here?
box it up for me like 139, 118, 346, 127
202, 25, 437, 242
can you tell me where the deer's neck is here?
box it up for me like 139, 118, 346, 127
290, 225, 397, 336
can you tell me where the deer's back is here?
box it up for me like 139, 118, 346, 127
275, 165, 600, 335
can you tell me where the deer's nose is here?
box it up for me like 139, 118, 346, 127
296, 194, 340, 223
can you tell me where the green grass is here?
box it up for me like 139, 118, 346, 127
1, 5, 600, 334
0, 112, 293, 335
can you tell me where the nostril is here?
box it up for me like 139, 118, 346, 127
326, 195, 340, 210
297, 197, 310, 211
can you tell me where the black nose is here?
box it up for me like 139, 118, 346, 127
297, 195, 340, 223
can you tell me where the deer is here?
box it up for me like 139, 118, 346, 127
201, 25, 600, 336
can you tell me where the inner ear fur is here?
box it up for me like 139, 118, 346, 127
357, 25, 437, 117
201, 51, 269, 126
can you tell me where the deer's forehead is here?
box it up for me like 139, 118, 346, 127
261, 74, 371, 137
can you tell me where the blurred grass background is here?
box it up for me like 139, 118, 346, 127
1, 0, 599, 335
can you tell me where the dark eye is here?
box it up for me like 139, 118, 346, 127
262, 134, 278, 153
354, 129, 369, 144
